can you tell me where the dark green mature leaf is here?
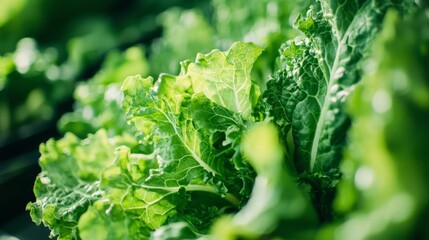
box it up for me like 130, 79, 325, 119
268, 0, 413, 173
261, 0, 414, 220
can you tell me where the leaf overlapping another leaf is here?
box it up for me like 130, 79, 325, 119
115, 42, 261, 234
211, 123, 318, 239
261, 0, 414, 220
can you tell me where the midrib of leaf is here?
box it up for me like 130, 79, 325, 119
121, 188, 176, 229
310, 2, 365, 171
137, 183, 240, 206
214, 65, 248, 116
232, 70, 242, 114
216, 83, 228, 109
159, 99, 219, 176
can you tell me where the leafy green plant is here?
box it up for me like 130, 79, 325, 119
27, 0, 429, 239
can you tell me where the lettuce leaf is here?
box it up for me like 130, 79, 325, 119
74, 42, 262, 239
260, 0, 414, 220
26, 130, 132, 239
188, 42, 263, 118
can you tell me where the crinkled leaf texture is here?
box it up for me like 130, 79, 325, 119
76, 42, 261, 238
26, 130, 122, 240
260, 0, 414, 220
79, 147, 165, 239
28, 42, 261, 240
188, 41, 263, 118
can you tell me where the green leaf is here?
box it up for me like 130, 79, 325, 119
261, 0, 414, 220
79, 200, 148, 240
121, 44, 258, 232
190, 94, 256, 196
188, 42, 263, 118
190, 93, 246, 133
101, 147, 177, 231
271, 0, 413, 173
77, 146, 165, 239
26, 130, 118, 240
122, 75, 220, 177
211, 123, 318, 239
122, 74, 248, 189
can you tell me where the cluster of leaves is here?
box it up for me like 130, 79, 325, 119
28, 0, 429, 239
28, 41, 263, 239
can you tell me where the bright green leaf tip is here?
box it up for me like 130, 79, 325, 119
188, 42, 263, 118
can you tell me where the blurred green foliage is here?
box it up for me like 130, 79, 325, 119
0, 0, 203, 142
0, 38, 72, 137
332, 9, 429, 239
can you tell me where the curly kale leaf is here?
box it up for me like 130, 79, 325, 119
260, 0, 415, 221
